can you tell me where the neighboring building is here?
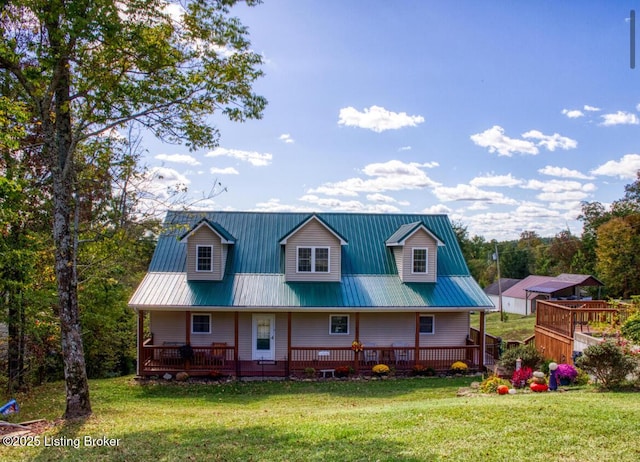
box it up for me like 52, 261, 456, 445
483, 278, 520, 312
129, 211, 493, 378
491, 274, 604, 316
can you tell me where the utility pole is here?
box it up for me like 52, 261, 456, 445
494, 243, 504, 322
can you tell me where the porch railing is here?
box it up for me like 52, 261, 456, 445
140, 342, 483, 377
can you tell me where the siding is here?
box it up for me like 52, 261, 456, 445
400, 229, 438, 283
284, 219, 341, 282
185, 226, 228, 281
150, 311, 235, 346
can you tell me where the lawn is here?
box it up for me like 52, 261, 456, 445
471, 311, 536, 342
2, 376, 640, 461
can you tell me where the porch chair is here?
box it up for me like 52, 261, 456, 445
210, 342, 227, 366
363, 343, 378, 364
392, 342, 409, 365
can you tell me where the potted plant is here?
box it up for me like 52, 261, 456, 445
555, 363, 578, 385
372, 364, 390, 377
450, 361, 468, 375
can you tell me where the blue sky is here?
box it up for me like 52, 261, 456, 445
143, 1, 640, 240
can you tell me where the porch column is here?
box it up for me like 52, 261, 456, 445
185, 310, 191, 345
287, 312, 292, 376
414, 312, 420, 364
354, 312, 360, 373
234, 312, 239, 377
479, 310, 485, 371
137, 310, 144, 376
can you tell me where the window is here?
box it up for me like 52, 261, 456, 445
196, 245, 213, 272
297, 247, 330, 273
419, 315, 434, 334
329, 315, 349, 334
192, 314, 211, 334
412, 248, 428, 274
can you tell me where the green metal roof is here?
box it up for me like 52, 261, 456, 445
132, 211, 493, 310
130, 273, 492, 309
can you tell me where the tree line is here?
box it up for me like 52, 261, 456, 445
454, 172, 640, 300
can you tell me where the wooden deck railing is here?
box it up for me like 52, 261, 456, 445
536, 300, 632, 337
140, 342, 483, 377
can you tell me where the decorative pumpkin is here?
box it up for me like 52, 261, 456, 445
532, 376, 546, 385
497, 385, 509, 395
530, 382, 548, 392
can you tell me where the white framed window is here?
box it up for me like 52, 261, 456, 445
196, 245, 213, 272
412, 248, 428, 274
297, 246, 330, 273
419, 315, 434, 334
192, 314, 211, 334
329, 314, 349, 335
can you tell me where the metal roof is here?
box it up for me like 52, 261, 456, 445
132, 211, 492, 310
129, 273, 493, 309
525, 280, 577, 294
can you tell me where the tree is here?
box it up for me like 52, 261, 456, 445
0, 0, 266, 418
596, 217, 640, 298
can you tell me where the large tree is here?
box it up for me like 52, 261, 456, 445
0, 0, 266, 418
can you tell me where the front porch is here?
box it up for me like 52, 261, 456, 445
139, 342, 484, 378
136, 309, 488, 378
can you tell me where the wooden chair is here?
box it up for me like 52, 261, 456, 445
211, 342, 227, 366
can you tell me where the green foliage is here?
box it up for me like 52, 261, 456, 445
621, 314, 640, 344
575, 341, 638, 389
498, 343, 544, 374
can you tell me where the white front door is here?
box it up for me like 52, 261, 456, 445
252, 314, 275, 360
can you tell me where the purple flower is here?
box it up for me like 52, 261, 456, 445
555, 363, 578, 381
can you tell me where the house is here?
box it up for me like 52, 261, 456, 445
128, 211, 494, 378
495, 274, 604, 316
483, 278, 520, 312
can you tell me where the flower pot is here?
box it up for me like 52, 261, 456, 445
559, 378, 571, 386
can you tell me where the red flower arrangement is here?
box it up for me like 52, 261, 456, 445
511, 366, 533, 389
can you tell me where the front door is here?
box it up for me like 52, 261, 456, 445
252, 314, 275, 360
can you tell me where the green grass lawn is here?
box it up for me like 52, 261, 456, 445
471, 311, 536, 342
2, 376, 640, 461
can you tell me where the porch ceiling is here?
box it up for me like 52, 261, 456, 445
129, 272, 493, 309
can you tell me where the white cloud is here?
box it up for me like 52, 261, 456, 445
155, 153, 201, 166
252, 199, 312, 213
470, 125, 538, 156
523, 179, 595, 194
210, 167, 239, 175
432, 184, 518, 205
308, 160, 439, 196
338, 105, 425, 132
637, 103, 640, 112
206, 148, 273, 166
538, 165, 594, 180
470, 173, 522, 188
584, 105, 600, 112
279, 134, 294, 144
600, 111, 640, 126
536, 190, 590, 202
561, 109, 584, 118
398, 146, 412, 151
591, 153, 640, 179
299, 194, 401, 213
421, 204, 452, 214
522, 130, 578, 151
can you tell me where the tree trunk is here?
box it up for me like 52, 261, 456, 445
47, 32, 92, 418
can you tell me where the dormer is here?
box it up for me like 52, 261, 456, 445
279, 214, 347, 282
180, 218, 235, 281
386, 222, 444, 283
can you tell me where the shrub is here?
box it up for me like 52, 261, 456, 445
510, 366, 533, 389
411, 365, 436, 377
498, 344, 544, 375
450, 361, 468, 374
575, 341, 638, 389
555, 363, 578, 383
372, 364, 390, 376
335, 365, 353, 378
621, 314, 640, 344
479, 375, 510, 394
304, 367, 316, 378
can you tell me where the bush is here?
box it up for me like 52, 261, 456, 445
498, 344, 544, 375
411, 365, 436, 377
450, 361, 468, 374
621, 314, 640, 343
372, 364, 390, 376
574, 341, 638, 389
511, 366, 533, 389
479, 375, 510, 394
335, 365, 353, 378
555, 363, 578, 383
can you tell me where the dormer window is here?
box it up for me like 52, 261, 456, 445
196, 245, 213, 272
297, 246, 329, 273
412, 248, 428, 274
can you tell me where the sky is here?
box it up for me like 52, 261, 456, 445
142, 1, 640, 241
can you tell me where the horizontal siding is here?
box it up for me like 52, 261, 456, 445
401, 230, 438, 283
285, 219, 341, 282
186, 226, 225, 281
291, 313, 354, 347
